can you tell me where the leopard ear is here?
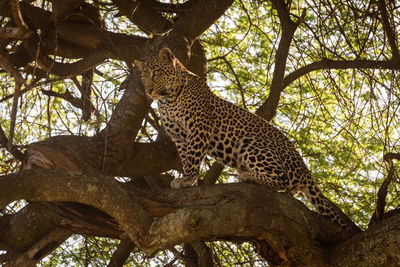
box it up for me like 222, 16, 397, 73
158, 47, 175, 66
134, 60, 143, 71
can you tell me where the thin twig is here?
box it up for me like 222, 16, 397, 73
0, 53, 26, 152
221, 56, 247, 110
7, 82, 22, 151
0, 124, 24, 161
255, 0, 302, 121
368, 152, 400, 226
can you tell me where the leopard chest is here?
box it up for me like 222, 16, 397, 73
158, 101, 188, 141
157, 89, 213, 141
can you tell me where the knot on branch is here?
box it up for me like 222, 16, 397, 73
383, 152, 400, 163
186, 215, 202, 232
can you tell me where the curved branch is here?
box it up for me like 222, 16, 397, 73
23, 36, 108, 77
3, 168, 399, 266
256, 0, 304, 121
0, 168, 152, 248
5, 227, 72, 267
0, 2, 148, 64
10, 0, 30, 33
173, 0, 235, 43
369, 152, 400, 226
283, 58, 400, 88
378, 0, 400, 61
112, 0, 172, 34
124, 182, 351, 264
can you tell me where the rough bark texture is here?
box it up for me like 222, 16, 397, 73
0, 0, 400, 266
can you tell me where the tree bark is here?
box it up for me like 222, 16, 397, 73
1, 0, 400, 266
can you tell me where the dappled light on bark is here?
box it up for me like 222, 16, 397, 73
0, 0, 399, 266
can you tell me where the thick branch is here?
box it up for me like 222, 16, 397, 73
27, 135, 180, 178
174, 0, 235, 43
97, 70, 152, 163
112, 0, 172, 35
5, 228, 72, 267
328, 214, 400, 266
107, 240, 136, 267
0, 26, 31, 39
23, 36, 108, 77
4, 169, 400, 265
123, 182, 350, 263
0, 168, 152, 248
0, 2, 148, 64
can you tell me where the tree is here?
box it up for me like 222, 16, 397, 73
0, 0, 399, 265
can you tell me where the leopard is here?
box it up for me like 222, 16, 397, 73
135, 47, 359, 233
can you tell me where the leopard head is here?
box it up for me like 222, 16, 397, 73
135, 48, 186, 101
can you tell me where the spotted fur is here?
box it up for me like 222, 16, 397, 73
135, 47, 356, 232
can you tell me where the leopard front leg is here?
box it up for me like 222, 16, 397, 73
173, 109, 214, 188
171, 127, 211, 188
160, 97, 214, 189
170, 138, 200, 189
161, 125, 205, 189
158, 107, 196, 189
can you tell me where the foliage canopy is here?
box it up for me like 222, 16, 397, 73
0, 0, 399, 266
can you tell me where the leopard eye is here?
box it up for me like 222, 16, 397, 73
152, 70, 159, 78
150, 69, 161, 81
